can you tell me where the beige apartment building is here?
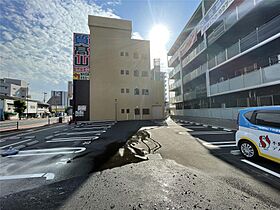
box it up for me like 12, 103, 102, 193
88, 15, 164, 121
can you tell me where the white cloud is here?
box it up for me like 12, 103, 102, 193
131, 32, 143, 40
0, 0, 120, 100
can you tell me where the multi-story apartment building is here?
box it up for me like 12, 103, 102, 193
0, 78, 28, 98
87, 15, 164, 121
168, 0, 280, 122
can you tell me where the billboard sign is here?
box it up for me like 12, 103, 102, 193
73, 33, 90, 80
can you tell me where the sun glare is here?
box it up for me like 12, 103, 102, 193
149, 24, 170, 46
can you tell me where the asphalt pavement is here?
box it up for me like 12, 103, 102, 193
0, 120, 155, 209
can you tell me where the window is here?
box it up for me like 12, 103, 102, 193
142, 89, 149, 95
125, 52, 129, 56
142, 71, 148, 77
125, 70, 129, 75
120, 52, 124, 56
121, 88, 124, 93
134, 108, 140, 115
244, 111, 253, 123
255, 111, 280, 128
126, 88, 129, 93
143, 109, 150, 115
126, 109, 130, 113
134, 88, 139, 95
134, 70, 139, 77
133, 52, 139, 59
120, 69, 124, 75
121, 109, 125, 114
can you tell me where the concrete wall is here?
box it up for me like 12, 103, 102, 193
171, 107, 243, 129
88, 15, 164, 121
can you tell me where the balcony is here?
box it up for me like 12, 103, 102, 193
168, 50, 180, 67
169, 64, 181, 79
184, 86, 207, 101
210, 63, 280, 96
183, 62, 207, 84
169, 80, 181, 91
170, 95, 183, 104
182, 40, 206, 68
208, 15, 280, 71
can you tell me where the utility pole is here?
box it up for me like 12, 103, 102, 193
43, 92, 47, 103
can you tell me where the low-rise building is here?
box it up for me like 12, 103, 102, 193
0, 78, 28, 98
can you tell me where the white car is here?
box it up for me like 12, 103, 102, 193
236, 106, 280, 163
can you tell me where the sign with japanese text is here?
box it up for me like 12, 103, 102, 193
73, 33, 90, 80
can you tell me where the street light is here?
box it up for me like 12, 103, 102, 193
114, 99, 118, 123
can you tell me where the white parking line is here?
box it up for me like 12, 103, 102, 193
204, 141, 236, 145
185, 126, 206, 129
211, 126, 219, 129
47, 136, 99, 142
73, 127, 108, 131
230, 150, 241, 155
63, 130, 105, 135
0, 173, 55, 181
0, 139, 33, 149
7, 147, 86, 157
190, 131, 233, 135
241, 159, 280, 179
196, 138, 236, 148
223, 128, 232, 132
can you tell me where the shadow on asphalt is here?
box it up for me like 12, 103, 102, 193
0, 120, 156, 210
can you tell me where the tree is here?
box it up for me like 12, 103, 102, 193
14, 100, 27, 120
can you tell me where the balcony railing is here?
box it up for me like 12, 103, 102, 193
170, 95, 183, 104
208, 15, 280, 71
182, 40, 206, 68
169, 79, 181, 91
184, 86, 207, 101
207, 0, 257, 46
168, 50, 180, 67
210, 63, 280, 96
183, 62, 207, 84
169, 64, 181, 79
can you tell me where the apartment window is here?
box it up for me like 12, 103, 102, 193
121, 109, 125, 114
142, 89, 149, 95
142, 71, 148, 77
126, 88, 129, 93
134, 88, 140, 95
120, 52, 124, 56
125, 52, 129, 56
126, 109, 130, 113
143, 109, 150, 115
120, 69, 124, 75
125, 70, 129, 75
142, 53, 148, 59
134, 70, 139, 77
133, 52, 139, 59
134, 108, 140, 115
121, 88, 124, 93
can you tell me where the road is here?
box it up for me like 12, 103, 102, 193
0, 117, 70, 132
0, 118, 279, 209
0, 120, 156, 209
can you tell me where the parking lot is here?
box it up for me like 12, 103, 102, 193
175, 119, 280, 188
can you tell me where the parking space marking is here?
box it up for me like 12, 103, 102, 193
204, 141, 236, 145
7, 147, 86, 157
47, 136, 99, 142
190, 131, 233, 135
0, 139, 33, 149
0, 173, 55, 181
230, 150, 241, 155
61, 130, 105, 136
241, 159, 280, 179
73, 127, 108, 131
211, 126, 219, 129
184, 126, 207, 129
197, 138, 236, 148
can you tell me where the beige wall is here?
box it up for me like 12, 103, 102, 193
88, 15, 164, 121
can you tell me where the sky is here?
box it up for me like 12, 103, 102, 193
0, 0, 200, 101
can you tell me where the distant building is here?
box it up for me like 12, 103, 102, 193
47, 91, 68, 112
0, 95, 49, 120
0, 78, 29, 98
151, 58, 168, 103
77, 15, 164, 121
